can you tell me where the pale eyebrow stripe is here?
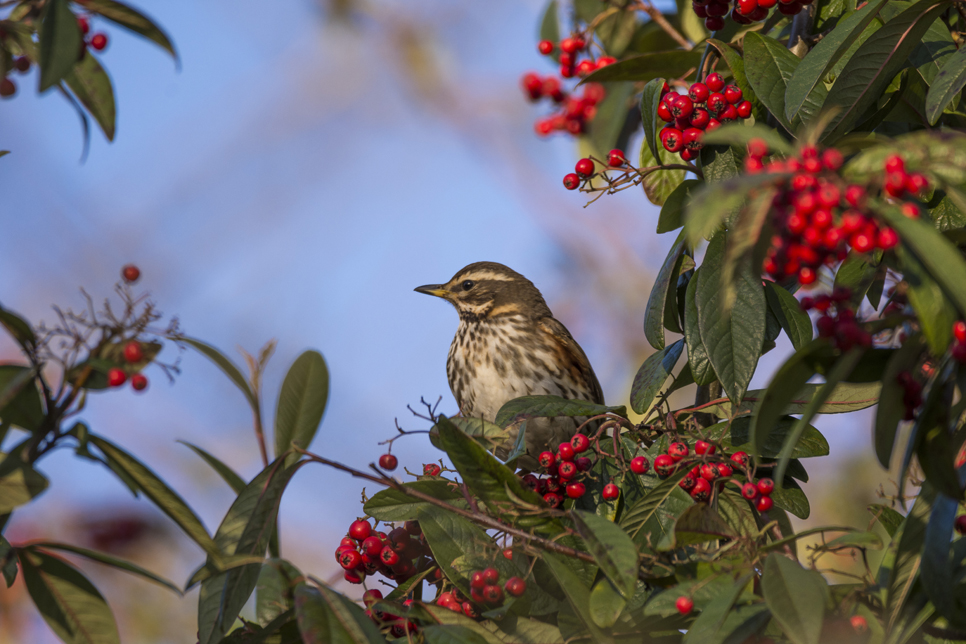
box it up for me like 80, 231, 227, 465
454, 271, 516, 282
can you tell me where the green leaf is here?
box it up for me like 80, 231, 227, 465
784, 0, 889, 123
495, 395, 625, 427
64, 53, 115, 141
644, 573, 741, 616
684, 172, 782, 247
631, 340, 685, 414
294, 582, 385, 644
769, 478, 811, 519
898, 244, 955, 355
742, 32, 801, 132
24, 542, 180, 594
539, 0, 560, 57
0, 302, 37, 350
87, 435, 218, 557
696, 234, 766, 404
645, 231, 687, 350
542, 553, 611, 643
256, 559, 301, 626
926, 43, 966, 125
640, 77, 666, 165
363, 479, 465, 522
587, 81, 635, 158
685, 268, 716, 386
20, 549, 120, 644
571, 510, 638, 598
883, 485, 934, 628
274, 350, 328, 463
657, 179, 700, 234
869, 503, 905, 537
0, 365, 44, 431
820, 0, 952, 142
673, 503, 735, 547
581, 49, 703, 84
764, 282, 813, 351
698, 123, 795, 156
707, 416, 828, 459
416, 509, 492, 598
178, 441, 246, 494
873, 335, 924, 468
820, 531, 884, 550
588, 577, 625, 629
761, 553, 827, 644
77, 0, 177, 60
708, 38, 770, 125
920, 492, 964, 626
640, 142, 687, 206
0, 458, 49, 513
180, 337, 258, 412
39, 0, 83, 92
422, 625, 493, 644
682, 576, 752, 644
620, 468, 692, 538
926, 188, 966, 232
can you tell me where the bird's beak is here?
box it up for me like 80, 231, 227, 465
414, 284, 450, 298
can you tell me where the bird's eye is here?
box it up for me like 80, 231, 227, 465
461, 280, 475, 291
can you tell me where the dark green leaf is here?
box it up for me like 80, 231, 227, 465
645, 231, 687, 350
883, 484, 934, 628
417, 509, 493, 598
180, 337, 258, 412
39, 0, 83, 92
640, 77, 666, 165
256, 559, 301, 626
898, 245, 955, 355
274, 350, 328, 463
640, 141, 687, 206
643, 573, 740, 616
707, 416, 829, 459
685, 268, 716, 385
920, 493, 963, 625
820, 0, 952, 142
581, 49, 702, 84
0, 536, 16, 587
363, 480, 464, 521
620, 468, 692, 538
742, 32, 801, 132
925, 43, 966, 125
542, 553, 610, 643
927, 188, 966, 232
833, 251, 877, 306
869, 503, 904, 537
673, 503, 735, 547
657, 179, 700, 234
20, 549, 120, 644
820, 531, 884, 550
0, 365, 43, 431
87, 434, 218, 557
784, 0, 889, 123
761, 553, 827, 644
64, 53, 115, 141
0, 302, 36, 350
874, 335, 924, 467
294, 582, 385, 644
24, 542, 180, 594
422, 625, 493, 644
572, 510, 638, 598
631, 340, 685, 414
495, 395, 625, 427
764, 282, 813, 351
0, 458, 48, 513
588, 81, 635, 158
769, 478, 811, 519
178, 441, 246, 494
588, 577, 625, 629
77, 0, 177, 60
708, 38, 770, 125
696, 234, 766, 404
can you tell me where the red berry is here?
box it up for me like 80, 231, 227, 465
107, 368, 126, 387
630, 456, 650, 474
689, 108, 710, 129
13, 57, 30, 73
798, 267, 817, 285
691, 477, 712, 501
361, 535, 383, 557
483, 584, 504, 605
905, 173, 928, 195
566, 481, 586, 498
670, 94, 694, 119
821, 148, 844, 171
681, 148, 697, 162
379, 453, 398, 471
339, 549, 362, 570
877, 227, 899, 250
575, 456, 592, 472
90, 33, 108, 51
543, 492, 563, 508
538, 40, 554, 55
676, 596, 694, 615
78, 16, 91, 34
574, 158, 595, 178
558, 461, 578, 480
954, 321, 966, 343
596, 56, 616, 68
563, 173, 581, 190
570, 433, 590, 453
363, 589, 383, 607
756, 496, 774, 512
850, 615, 868, 633
482, 567, 499, 584
130, 373, 148, 391
123, 341, 144, 363
850, 231, 874, 254
503, 548, 513, 559
955, 515, 966, 535
662, 127, 684, 153
900, 203, 920, 219
423, 463, 441, 476
736, 100, 752, 119
682, 127, 704, 151
885, 172, 907, 198
560, 37, 577, 53
706, 73, 725, 92
705, 16, 725, 30
689, 82, 709, 103
746, 138, 768, 159
742, 482, 758, 499
576, 60, 596, 77
607, 149, 626, 167
717, 463, 733, 478
730, 451, 749, 467
121, 264, 141, 283
602, 483, 620, 500
884, 155, 905, 174
348, 520, 372, 541
558, 442, 576, 461
757, 478, 775, 495
723, 85, 742, 104
538, 451, 556, 469
668, 442, 689, 462
700, 463, 720, 481
505, 576, 527, 597
344, 569, 364, 584
707, 93, 727, 116
657, 100, 673, 122
679, 475, 696, 491
694, 440, 716, 455
654, 454, 676, 477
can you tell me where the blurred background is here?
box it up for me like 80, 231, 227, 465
0, 0, 901, 640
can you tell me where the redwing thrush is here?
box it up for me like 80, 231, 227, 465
415, 262, 604, 468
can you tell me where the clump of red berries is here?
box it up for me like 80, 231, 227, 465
335, 519, 433, 587
528, 432, 595, 505
562, 148, 627, 190
692, 0, 811, 32
800, 288, 872, 352
468, 566, 526, 607
106, 339, 150, 392
750, 144, 925, 285
657, 74, 752, 162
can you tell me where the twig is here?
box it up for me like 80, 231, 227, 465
634, 0, 693, 49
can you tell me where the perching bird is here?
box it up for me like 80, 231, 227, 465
415, 262, 603, 468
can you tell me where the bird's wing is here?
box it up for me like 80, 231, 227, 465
537, 316, 605, 405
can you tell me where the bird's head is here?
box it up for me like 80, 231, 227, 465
415, 262, 551, 321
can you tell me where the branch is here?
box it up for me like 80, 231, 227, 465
634, 0, 693, 50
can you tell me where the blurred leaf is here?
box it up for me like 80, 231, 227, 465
699, 123, 795, 156
743, 32, 801, 132
673, 503, 735, 547
685, 172, 782, 247
587, 80, 635, 159
0, 302, 36, 350
685, 268, 716, 386
274, 350, 328, 463
883, 485, 934, 628
843, 130, 966, 186
0, 536, 15, 587
39, 0, 83, 92
80, 0, 177, 60
640, 140, 687, 206
87, 434, 218, 557
64, 53, 115, 141
256, 559, 301, 627
620, 469, 692, 538
784, 0, 889, 123
543, 553, 610, 643
596, 8, 638, 57
833, 251, 877, 305
921, 493, 966, 626
422, 625, 493, 644
925, 43, 966, 124
820, 0, 951, 142
582, 49, 702, 84
180, 337, 258, 412
707, 416, 828, 459
762, 554, 827, 644
293, 582, 385, 644
588, 577, 625, 628
539, 0, 560, 61
874, 335, 924, 467
898, 244, 955, 355
640, 77, 665, 165
0, 365, 43, 431
869, 503, 905, 537
24, 542, 180, 594
178, 441, 246, 494
657, 179, 699, 234
572, 510, 638, 598
820, 531, 884, 550
0, 457, 48, 513
645, 231, 687, 350
20, 549, 120, 644
495, 395, 625, 427
764, 282, 812, 351
926, 188, 966, 232
696, 233, 766, 404
364, 480, 464, 522
631, 339, 685, 414
417, 508, 492, 598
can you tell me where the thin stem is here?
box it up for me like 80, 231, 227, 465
633, 0, 693, 49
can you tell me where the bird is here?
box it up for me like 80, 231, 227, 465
415, 261, 603, 469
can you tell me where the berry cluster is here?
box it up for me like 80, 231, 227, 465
524, 432, 596, 506
106, 341, 150, 391
749, 143, 927, 285
562, 149, 626, 191
466, 567, 527, 608
692, 0, 811, 32
536, 36, 616, 80
78, 15, 109, 52
335, 519, 431, 586
800, 289, 872, 352
0, 56, 30, 99
362, 590, 419, 638
657, 74, 752, 162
